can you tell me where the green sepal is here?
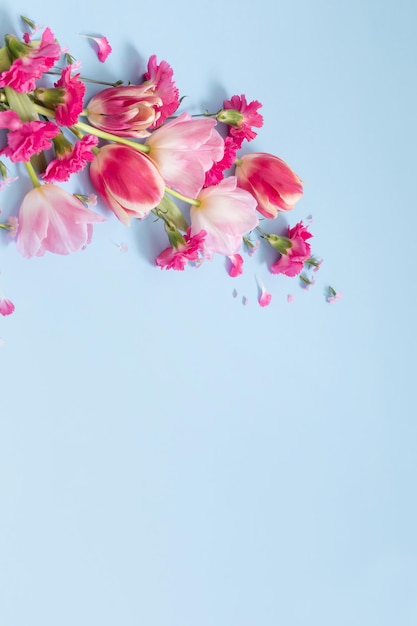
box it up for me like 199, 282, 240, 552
264, 233, 292, 255
164, 222, 186, 249
4, 34, 29, 60
157, 195, 189, 232
216, 108, 244, 127
0, 45, 11, 72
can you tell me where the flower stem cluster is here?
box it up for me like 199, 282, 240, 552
0, 15, 337, 315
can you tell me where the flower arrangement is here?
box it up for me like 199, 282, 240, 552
0, 16, 340, 317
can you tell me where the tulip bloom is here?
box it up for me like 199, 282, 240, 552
16, 185, 105, 258
190, 177, 258, 257
89, 144, 165, 225
145, 112, 224, 197
86, 85, 162, 137
235, 153, 303, 219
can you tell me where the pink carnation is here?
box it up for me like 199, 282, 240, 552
204, 136, 238, 187
270, 221, 313, 277
42, 135, 99, 182
0, 27, 61, 93
0, 111, 59, 162
223, 94, 263, 147
143, 55, 180, 127
54, 66, 86, 126
156, 228, 206, 271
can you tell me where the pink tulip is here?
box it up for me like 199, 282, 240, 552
16, 185, 105, 258
235, 153, 303, 219
145, 112, 224, 197
89, 144, 165, 225
86, 84, 161, 138
190, 176, 258, 257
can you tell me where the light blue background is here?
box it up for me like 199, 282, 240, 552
1, 1, 416, 624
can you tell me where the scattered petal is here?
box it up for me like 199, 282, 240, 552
0, 294, 15, 316
327, 286, 342, 303
226, 253, 244, 277
255, 275, 272, 307
287, 294, 294, 303
81, 35, 112, 62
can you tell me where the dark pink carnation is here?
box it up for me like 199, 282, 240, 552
54, 66, 86, 126
143, 55, 180, 127
270, 221, 313, 277
0, 117, 60, 162
0, 27, 61, 93
156, 228, 206, 270
42, 135, 98, 182
204, 137, 238, 187
223, 94, 263, 148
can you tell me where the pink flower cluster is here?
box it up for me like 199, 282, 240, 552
0, 16, 337, 316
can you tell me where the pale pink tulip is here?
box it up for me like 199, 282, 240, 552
16, 185, 105, 258
145, 112, 224, 197
236, 152, 303, 219
190, 177, 258, 257
89, 144, 165, 225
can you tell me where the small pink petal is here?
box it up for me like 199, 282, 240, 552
83, 35, 112, 62
242, 296, 248, 306
227, 253, 244, 277
255, 274, 272, 307
287, 294, 294, 303
259, 291, 272, 307
0, 295, 15, 316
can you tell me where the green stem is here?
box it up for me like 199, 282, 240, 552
24, 161, 41, 188
34, 103, 56, 118
165, 187, 200, 207
45, 70, 123, 88
73, 121, 150, 153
